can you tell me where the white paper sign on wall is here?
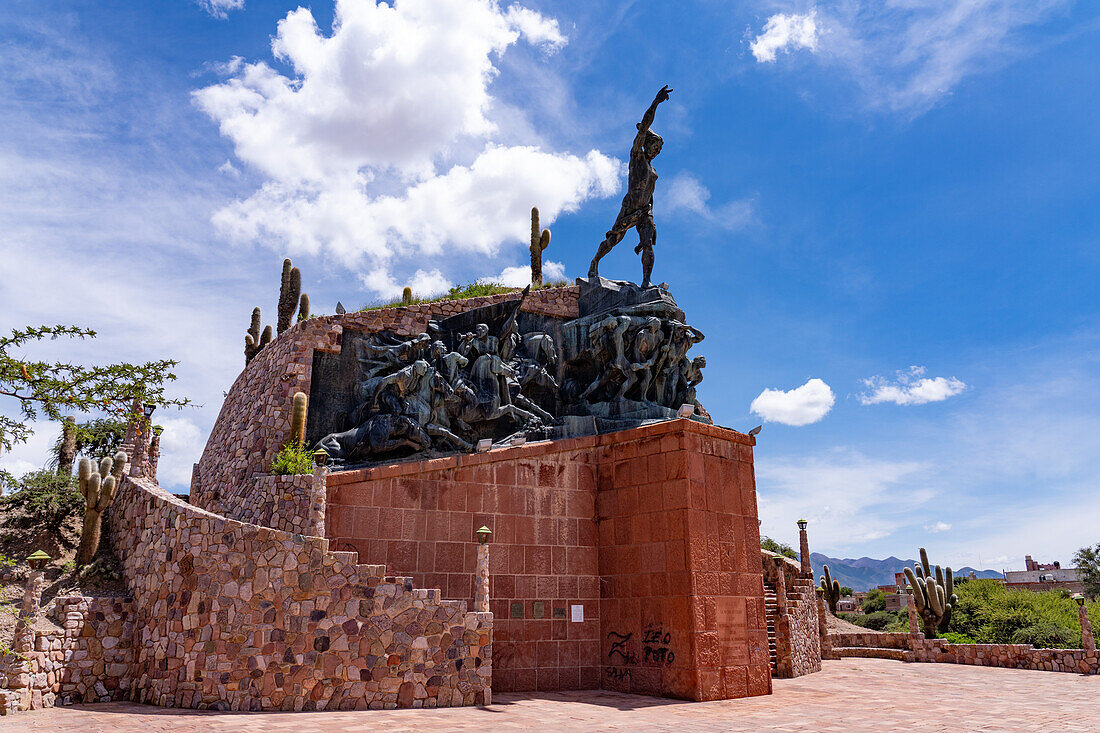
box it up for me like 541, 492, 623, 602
571, 604, 584, 623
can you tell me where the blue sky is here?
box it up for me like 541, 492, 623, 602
2, 0, 1098, 572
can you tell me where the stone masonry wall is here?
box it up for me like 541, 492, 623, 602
109, 475, 492, 710
830, 632, 1099, 675
326, 419, 770, 701
761, 551, 822, 679
220, 473, 325, 536
0, 596, 133, 714
191, 287, 579, 513
326, 433, 603, 693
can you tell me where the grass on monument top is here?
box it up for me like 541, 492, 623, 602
358, 279, 570, 312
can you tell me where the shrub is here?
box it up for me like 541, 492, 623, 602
946, 578, 1100, 648
1010, 622, 1077, 649
862, 588, 886, 614
860, 611, 896, 631
270, 442, 314, 476
0, 469, 82, 538
761, 536, 798, 561
937, 631, 977, 645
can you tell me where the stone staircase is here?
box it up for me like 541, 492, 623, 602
829, 632, 914, 662
764, 583, 778, 673
328, 550, 471, 612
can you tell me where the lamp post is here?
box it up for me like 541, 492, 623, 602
474, 526, 492, 613
797, 519, 812, 578
308, 449, 329, 538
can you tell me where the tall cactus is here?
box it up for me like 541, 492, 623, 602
820, 564, 841, 614
402, 286, 413, 305
76, 451, 128, 565
903, 547, 956, 638
298, 292, 310, 322
277, 258, 301, 334
290, 392, 308, 447
245, 306, 273, 365
530, 206, 551, 287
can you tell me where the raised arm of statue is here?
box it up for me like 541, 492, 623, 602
634, 85, 673, 149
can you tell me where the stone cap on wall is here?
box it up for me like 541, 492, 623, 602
326, 417, 755, 488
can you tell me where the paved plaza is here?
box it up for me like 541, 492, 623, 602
6, 659, 1098, 732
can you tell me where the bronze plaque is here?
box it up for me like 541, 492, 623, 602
510, 602, 524, 619
553, 607, 566, 618
533, 601, 546, 619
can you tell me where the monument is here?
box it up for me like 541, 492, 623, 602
188, 87, 769, 704
307, 86, 709, 470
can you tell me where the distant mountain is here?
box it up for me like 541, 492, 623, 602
809, 553, 1003, 592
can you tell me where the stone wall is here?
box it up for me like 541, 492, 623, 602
326, 419, 770, 701
109, 475, 492, 710
219, 473, 325, 536
191, 287, 579, 512
761, 551, 821, 678
830, 632, 1099, 675
327, 433, 603, 693
0, 596, 132, 714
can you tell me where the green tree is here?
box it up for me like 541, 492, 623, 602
49, 417, 128, 475
761, 536, 798, 560
862, 588, 886, 613
0, 325, 187, 454
840, 586, 854, 597
1073, 543, 1100, 600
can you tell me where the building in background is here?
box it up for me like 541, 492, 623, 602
1003, 555, 1083, 593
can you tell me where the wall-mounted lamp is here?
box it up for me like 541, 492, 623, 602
510, 435, 526, 447
476, 439, 492, 453
677, 404, 694, 418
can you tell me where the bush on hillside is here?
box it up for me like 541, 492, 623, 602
937, 631, 976, 644
0, 470, 82, 539
861, 588, 886, 614
1010, 622, 1078, 649
947, 578, 1099, 648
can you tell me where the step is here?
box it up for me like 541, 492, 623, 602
832, 647, 911, 662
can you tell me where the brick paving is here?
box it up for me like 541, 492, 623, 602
5, 659, 1098, 732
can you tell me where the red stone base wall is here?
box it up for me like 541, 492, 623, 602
326, 419, 769, 700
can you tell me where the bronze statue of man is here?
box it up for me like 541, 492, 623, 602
588, 85, 672, 288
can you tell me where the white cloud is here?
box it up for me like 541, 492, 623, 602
194, 0, 616, 295
751, 377, 835, 426
504, 4, 567, 51
197, 0, 244, 20
860, 366, 967, 405
663, 172, 756, 231
925, 521, 952, 533
155, 416, 206, 488
217, 160, 240, 177
749, 1, 1073, 113
360, 268, 454, 301
750, 11, 818, 63
486, 260, 567, 288
757, 448, 926, 549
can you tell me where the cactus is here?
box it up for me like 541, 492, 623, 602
298, 293, 310, 322
529, 206, 551, 287
903, 547, 956, 638
402, 286, 413, 305
277, 259, 301, 334
76, 451, 128, 565
290, 391, 308, 447
820, 564, 841, 614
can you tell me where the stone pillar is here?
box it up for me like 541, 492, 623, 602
308, 464, 328, 538
147, 430, 161, 481
475, 543, 490, 613
906, 591, 922, 637
1080, 601, 1096, 653
12, 570, 46, 654
815, 589, 834, 660
797, 521, 812, 579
